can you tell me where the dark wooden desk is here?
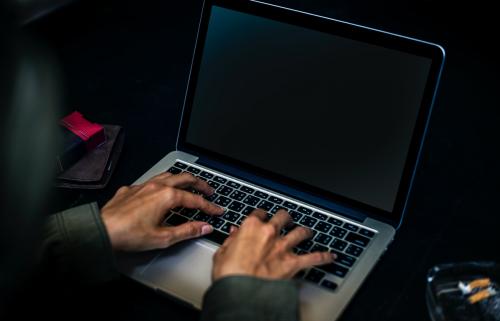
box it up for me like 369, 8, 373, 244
30, 1, 500, 320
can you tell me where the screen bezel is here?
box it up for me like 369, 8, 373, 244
177, 0, 445, 223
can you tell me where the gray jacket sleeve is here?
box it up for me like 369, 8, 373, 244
201, 276, 300, 321
39, 202, 117, 285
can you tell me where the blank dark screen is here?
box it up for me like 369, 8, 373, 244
186, 6, 432, 212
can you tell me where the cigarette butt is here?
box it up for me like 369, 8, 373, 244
468, 278, 491, 290
468, 289, 492, 304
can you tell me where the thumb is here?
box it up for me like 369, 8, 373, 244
161, 221, 213, 247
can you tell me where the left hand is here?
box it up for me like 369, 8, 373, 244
101, 172, 224, 252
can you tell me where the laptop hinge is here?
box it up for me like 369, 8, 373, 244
196, 156, 368, 223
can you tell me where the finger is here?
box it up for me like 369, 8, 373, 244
161, 221, 213, 247
268, 209, 292, 232
150, 171, 174, 181
281, 226, 313, 249
169, 189, 224, 215
248, 208, 267, 221
163, 172, 214, 195
229, 225, 239, 234
220, 225, 238, 249
294, 251, 336, 271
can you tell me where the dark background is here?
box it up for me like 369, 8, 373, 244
22, 0, 500, 320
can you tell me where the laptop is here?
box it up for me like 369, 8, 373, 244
118, 0, 445, 320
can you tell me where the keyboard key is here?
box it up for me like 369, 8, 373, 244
268, 196, 283, 204
314, 233, 333, 246
319, 263, 349, 278
215, 196, 231, 207
257, 200, 274, 211
200, 171, 214, 179
243, 195, 260, 206
165, 214, 188, 226
297, 239, 314, 252
240, 186, 255, 193
330, 238, 348, 251
217, 186, 233, 196
305, 268, 325, 283
228, 201, 245, 212
205, 193, 218, 202
311, 244, 329, 252
312, 212, 328, 220
207, 181, 220, 189
343, 223, 359, 232
289, 211, 303, 222
345, 244, 363, 257
331, 250, 356, 267
236, 216, 245, 225
166, 167, 182, 174
179, 208, 198, 218
174, 162, 188, 169
227, 181, 241, 189
187, 166, 201, 174
204, 230, 229, 245
254, 191, 269, 199
327, 217, 343, 226
223, 211, 240, 222
320, 279, 338, 291
241, 206, 255, 216
208, 217, 225, 229
345, 232, 370, 247
283, 201, 298, 210
315, 221, 332, 233
266, 213, 273, 220
270, 205, 285, 214
299, 216, 318, 228
193, 212, 211, 222
213, 176, 227, 184
359, 228, 375, 238
220, 222, 235, 233
330, 226, 347, 238
298, 207, 313, 215
229, 190, 247, 201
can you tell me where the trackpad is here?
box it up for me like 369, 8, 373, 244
140, 240, 217, 309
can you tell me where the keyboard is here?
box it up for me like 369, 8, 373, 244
164, 160, 377, 292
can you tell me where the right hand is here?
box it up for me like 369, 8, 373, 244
212, 209, 335, 281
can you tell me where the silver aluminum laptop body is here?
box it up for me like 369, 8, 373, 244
118, 1, 445, 320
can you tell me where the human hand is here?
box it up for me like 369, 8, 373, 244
101, 172, 224, 252
212, 209, 335, 281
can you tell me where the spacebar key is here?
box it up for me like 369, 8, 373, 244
203, 230, 229, 245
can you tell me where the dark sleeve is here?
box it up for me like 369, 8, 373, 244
201, 276, 300, 321
39, 202, 118, 285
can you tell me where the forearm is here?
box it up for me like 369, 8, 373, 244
201, 276, 300, 321
39, 202, 117, 285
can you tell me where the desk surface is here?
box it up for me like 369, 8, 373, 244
31, 1, 500, 320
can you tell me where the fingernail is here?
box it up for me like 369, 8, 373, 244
201, 224, 213, 235
331, 253, 337, 260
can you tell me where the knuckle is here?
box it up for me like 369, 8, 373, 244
117, 186, 130, 194
262, 224, 277, 237
145, 181, 161, 191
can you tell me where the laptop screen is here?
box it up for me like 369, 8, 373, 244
183, 4, 438, 215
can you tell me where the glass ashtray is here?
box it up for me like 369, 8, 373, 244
427, 261, 500, 321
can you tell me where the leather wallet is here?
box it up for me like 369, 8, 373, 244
55, 124, 124, 189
